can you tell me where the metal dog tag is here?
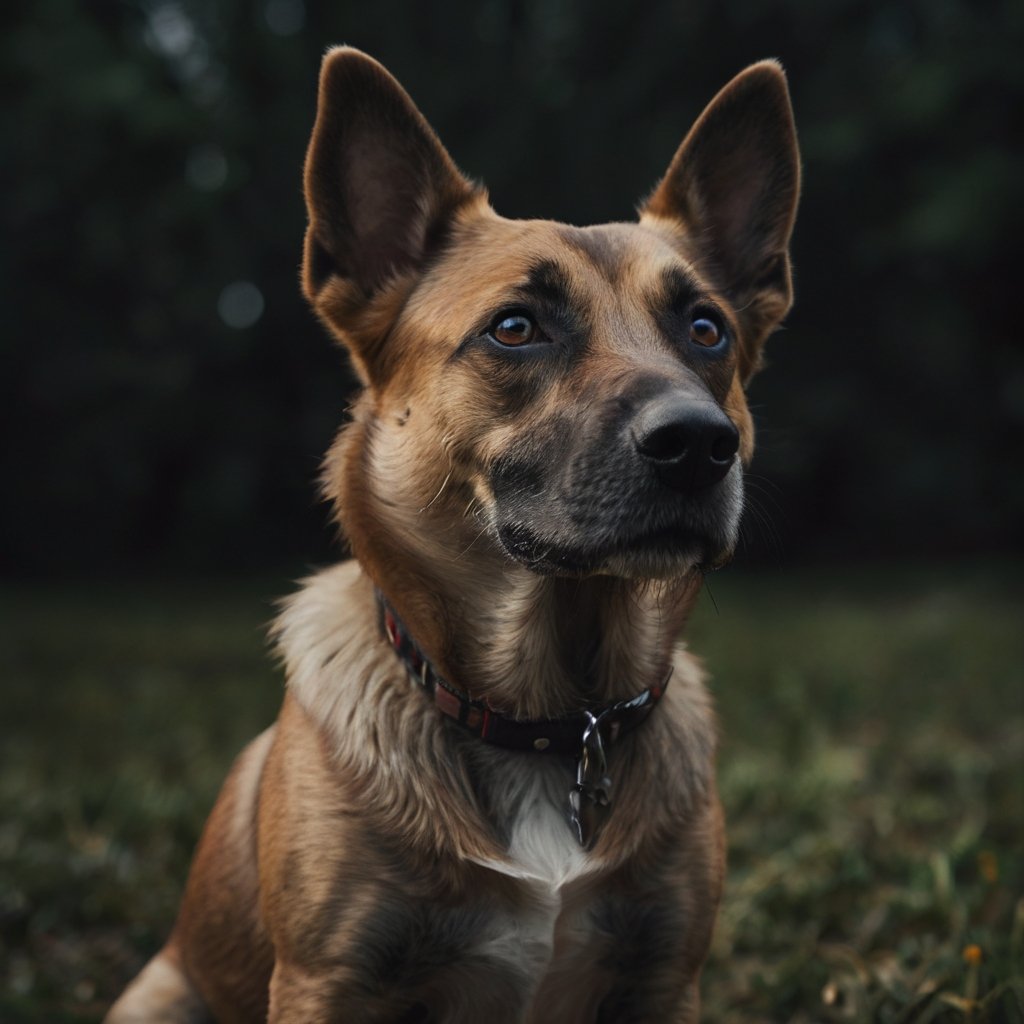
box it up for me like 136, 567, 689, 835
569, 711, 613, 848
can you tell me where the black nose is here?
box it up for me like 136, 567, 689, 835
632, 396, 739, 490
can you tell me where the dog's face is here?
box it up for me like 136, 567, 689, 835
302, 49, 799, 584
384, 219, 751, 579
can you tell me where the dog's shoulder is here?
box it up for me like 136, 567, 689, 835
273, 560, 384, 733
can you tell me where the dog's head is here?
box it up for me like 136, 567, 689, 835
302, 48, 799, 584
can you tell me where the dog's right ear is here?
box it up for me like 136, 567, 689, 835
302, 47, 480, 382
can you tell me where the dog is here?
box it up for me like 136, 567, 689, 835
106, 46, 799, 1023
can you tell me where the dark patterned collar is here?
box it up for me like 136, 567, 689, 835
378, 591, 670, 847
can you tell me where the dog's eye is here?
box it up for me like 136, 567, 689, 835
689, 317, 722, 347
492, 314, 536, 347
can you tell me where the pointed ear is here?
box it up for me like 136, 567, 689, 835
642, 61, 800, 382
302, 47, 480, 378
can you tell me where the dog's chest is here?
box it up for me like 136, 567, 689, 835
471, 759, 606, 1003
493, 758, 590, 886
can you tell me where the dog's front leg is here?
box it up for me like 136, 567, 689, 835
594, 979, 701, 1024
267, 964, 430, 1024
267, 960, 538, 1024
587, 797, 724, 1024
586, 906, 709, 1024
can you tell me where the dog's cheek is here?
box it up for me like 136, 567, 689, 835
490, 456, 547, 511
480, 412, 586, 539
488, 418, 571, 511
724, 376, 756, 465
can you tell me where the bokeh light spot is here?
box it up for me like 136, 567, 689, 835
218, 281, 264, 329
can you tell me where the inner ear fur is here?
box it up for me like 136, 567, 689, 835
302, 47, 481, 380
643, 60, 801, 382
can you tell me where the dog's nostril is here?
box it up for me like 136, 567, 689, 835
710, 432, 739, 463
638, 423, 691, 463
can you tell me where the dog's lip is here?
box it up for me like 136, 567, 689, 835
497, 520, 712, 574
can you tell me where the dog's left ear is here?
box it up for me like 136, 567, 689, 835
643, 61, 800, 382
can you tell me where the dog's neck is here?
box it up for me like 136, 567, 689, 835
368, 551, 701, 720
458, 573, 698, 718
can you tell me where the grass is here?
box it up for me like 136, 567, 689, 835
1, 564, 1021, 1022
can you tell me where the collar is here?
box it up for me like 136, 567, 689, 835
378, 593, 668, 755
378, 592, 670, 847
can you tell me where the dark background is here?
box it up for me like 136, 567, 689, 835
3, 6, 1023, 1020
3, 0, 1022, 577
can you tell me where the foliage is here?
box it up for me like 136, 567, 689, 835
3, 0, 1023, 575
691, 567, 1024, 1021
1, 565, 1021, 1021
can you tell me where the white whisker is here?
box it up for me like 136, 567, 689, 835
417, 469, 453, 513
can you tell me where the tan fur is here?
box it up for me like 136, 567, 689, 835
107, 47, 799, 1023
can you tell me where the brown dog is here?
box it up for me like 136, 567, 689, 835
106, 47, 799, 1023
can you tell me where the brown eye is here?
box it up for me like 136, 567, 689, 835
493, 314, 536, 346
689, 317, 722, 347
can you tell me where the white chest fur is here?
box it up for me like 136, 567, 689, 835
471, 757, 601, 994
491, 757, 592, 887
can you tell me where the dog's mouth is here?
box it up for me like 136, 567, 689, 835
483, 399, 745, 579
496, 520, 721, 577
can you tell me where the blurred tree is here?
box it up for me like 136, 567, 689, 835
3, 0, 1021, 575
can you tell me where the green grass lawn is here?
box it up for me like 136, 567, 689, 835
1, 564, 1021, 1022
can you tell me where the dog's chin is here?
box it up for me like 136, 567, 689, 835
496, 522, 732, 580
